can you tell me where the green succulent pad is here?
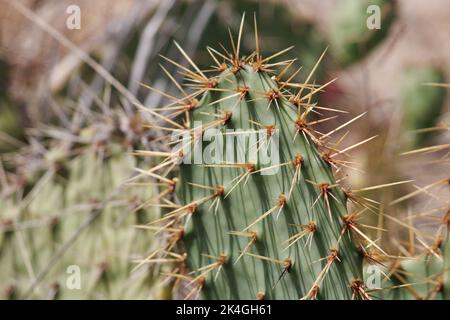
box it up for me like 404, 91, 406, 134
142, 17, 385, 300
399, 66, 446, 147
330, 0, 396, 66
0, 145, 160, 299
376, 124, 450, 300
371, 232, 449, 300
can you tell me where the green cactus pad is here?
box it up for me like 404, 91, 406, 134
330, 0, 396, 66
144, 18, 384, 300
0, 145, 160, 299
399, 67, 446, 147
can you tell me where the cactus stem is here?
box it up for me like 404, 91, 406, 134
135, 16, 400, 299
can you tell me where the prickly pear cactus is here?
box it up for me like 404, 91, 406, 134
0, 138, 162, 299
444, 224, 450, 299
178, 69, 364, 300
375, 123, 450, 300
141, 16, 387, 300
330, 0, 396, 66
399, 67, 446, 147
0, 99, 23, 152
372, 219, 449, 300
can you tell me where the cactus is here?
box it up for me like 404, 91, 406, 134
371, 206, 449, 300
373, 254, 444, 299
444, 225, 450, 300
0, 99, 24, 152
140, 16, 392, 300
329, 0, 396, 66
199, 0, 327, 80
0, 143, 163, 299
0, 57, 24, 152
373, 122, 450, 299
398, 67, 446, 147
0, 100, 166, 299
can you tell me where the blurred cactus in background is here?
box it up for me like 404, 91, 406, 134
371, 119, 450, 299
398, 67, 446, 147
0, 104, 167, 299
329, 0, 396, 66
0, 101, 23, 152
0, 58, 24, 153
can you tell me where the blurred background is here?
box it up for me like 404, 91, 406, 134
0, 0, 449, 299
